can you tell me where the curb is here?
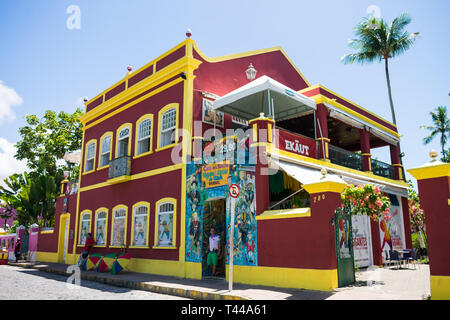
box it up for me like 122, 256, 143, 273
9, 262, 248, 300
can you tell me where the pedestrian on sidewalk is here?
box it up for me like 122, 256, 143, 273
78, 233, 96, 266
14, 237, 21, 262
207, 227, 220, 277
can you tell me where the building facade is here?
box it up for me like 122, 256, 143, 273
36, 37, 412, 291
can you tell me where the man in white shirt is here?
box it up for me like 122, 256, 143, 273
207, 227, 220, 276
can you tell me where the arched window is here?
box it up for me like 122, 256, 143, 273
116, 124, 132, 157
79, 211, 92, 245
99, 133, 112, 168
135, 115, 153, 156
131, 202, 150, 247
84, 140, 96, 172
158, 104, 178, 149
155, 198, 176, 247
94, 208, 108, 246
111, 205, 127, 247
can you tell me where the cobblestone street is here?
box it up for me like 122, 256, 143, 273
0, 265, 190, 300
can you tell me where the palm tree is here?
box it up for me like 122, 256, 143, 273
421, 106, 450, 156
342, 13, 420, 125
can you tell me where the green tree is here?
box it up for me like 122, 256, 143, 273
15, 108, 83, 178
421, 106, 449, 158
342, 13, 420, 125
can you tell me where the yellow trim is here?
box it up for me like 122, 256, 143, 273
154, 197, 177, 248
78, 210, 92, 246
94, 207, 109, 247
267, 123, 273, 143
36, 251, 58, 263
316, 137, 331, 142
115, 122, 132, 157
83, 40, 190, 113
83, 139, 97, 174
110, 204, 128, 247
155, 143, 178, 153
268, 145, 409, 188
156, 103, 179, 151
256, 208, 311, 220
300, 84, 397, 129
250, 142, 272, 148
225, 265, 338, 292
127, 257, 183, 277
134, 114, 154, 158
309, 93, 400, 139
40, 229, 55, 234
152, 246, 177, 250
79, 163, 183, 192
252, 123, 258, 142
303, 181, 347, 194
131, 201, 151, 248
430, 275, 450, 300
192, 41, 310, 87
248, 116, 275, 125
57, 213, 70, 263
408, 163, 450, 180
97, 131, 113, 170
106, 175, 131, 184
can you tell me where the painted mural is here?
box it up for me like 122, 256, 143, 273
185, 136, 258, 274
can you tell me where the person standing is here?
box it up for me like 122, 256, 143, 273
82, 233, 95, 259
207, 227, 220, 276
14, 237, 21, 263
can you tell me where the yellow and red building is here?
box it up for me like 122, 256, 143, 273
36, 36, 412, 291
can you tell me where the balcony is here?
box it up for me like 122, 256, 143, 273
371, 158, 395, 180
107, 155, 131, 184
328, 144, 364, 172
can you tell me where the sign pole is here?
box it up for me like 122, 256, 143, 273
228, 183, 239, 292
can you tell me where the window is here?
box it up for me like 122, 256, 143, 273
131, 202, 150, 247
135, 115, 153, 156
99, 133, 112, 168
94, 208, 108, 246
79, 211, 92, 245
158, 104, 178, 149
111, 205, 127, 247
155, 198, 176, 247
84, 140, 96, 172
116, 124, 132, 157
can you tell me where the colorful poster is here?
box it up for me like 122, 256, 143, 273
201, 163, 230, 189
79, 220, 90, 245
158, 213, 173, 246
380, 194, 405, 261
112, 218, 125, 246
352, 214, 372, 267
202, 98, 224, 127
96, 219, 106, 246
133, 215, 147, 246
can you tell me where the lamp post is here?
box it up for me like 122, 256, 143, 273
245, 63, 257, 81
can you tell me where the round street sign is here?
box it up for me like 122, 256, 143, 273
229, 183, 240, 198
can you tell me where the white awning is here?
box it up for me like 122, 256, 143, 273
213, 75, 316, 122
270, 158, 345, 185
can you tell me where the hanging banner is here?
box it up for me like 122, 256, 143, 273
352, 215, 372, 268
379, 194, 405, 261
275, 129, 316, 158
201, 163, 230, 188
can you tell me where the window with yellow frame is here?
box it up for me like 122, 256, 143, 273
98, 132, 113, 169
116, 123, 132, 158
134, 114, 153, 157
111, 205, 128, 247
157, 103, 179, 150
84, 140, 97, 173
94, 208, 108, 247
79, 210, 92, 245
130, 202, 150, 247
154, 198, 176, 248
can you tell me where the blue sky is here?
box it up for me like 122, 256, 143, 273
0, 0, 449, 185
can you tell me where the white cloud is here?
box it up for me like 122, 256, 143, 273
0, 138, 28, 187
0, 80, 23, 123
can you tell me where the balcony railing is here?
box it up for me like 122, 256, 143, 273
108, 155, 131, 180
371, 158, 395, 180
328, 144, 364, 171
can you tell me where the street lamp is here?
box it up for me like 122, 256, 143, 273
245, 63, 257, 81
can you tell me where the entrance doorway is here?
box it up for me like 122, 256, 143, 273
202, 199, 226, 278
58, 214, 70, 263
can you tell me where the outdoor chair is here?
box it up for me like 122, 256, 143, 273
388, 250, 401, 269
405, 249, 417, 269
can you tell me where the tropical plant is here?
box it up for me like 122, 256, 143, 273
342, 12, 420, 125
406, 180, 427, 249
421, 106, 449, 158
340, 184, 391, 222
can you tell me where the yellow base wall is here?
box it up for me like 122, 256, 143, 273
36, 251, 59, 263
431, 276, 450, 300
226, 265, 338, 292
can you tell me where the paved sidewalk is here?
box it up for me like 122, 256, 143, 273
7, 261, 430, 300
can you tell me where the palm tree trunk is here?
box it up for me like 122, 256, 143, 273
384, 58, 397, 126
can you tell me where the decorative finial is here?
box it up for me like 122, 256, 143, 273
83, 97, 88, 103
186, 28, 192, 38
429, 149, 438, 161
127, 65, 133, 73
320, 167, 327, 178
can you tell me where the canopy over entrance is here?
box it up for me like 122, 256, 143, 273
212, 75, 316, 121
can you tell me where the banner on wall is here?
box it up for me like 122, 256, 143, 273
201, 163, 230, 188
352, 215, 372, 268
380, 194, 405, 260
